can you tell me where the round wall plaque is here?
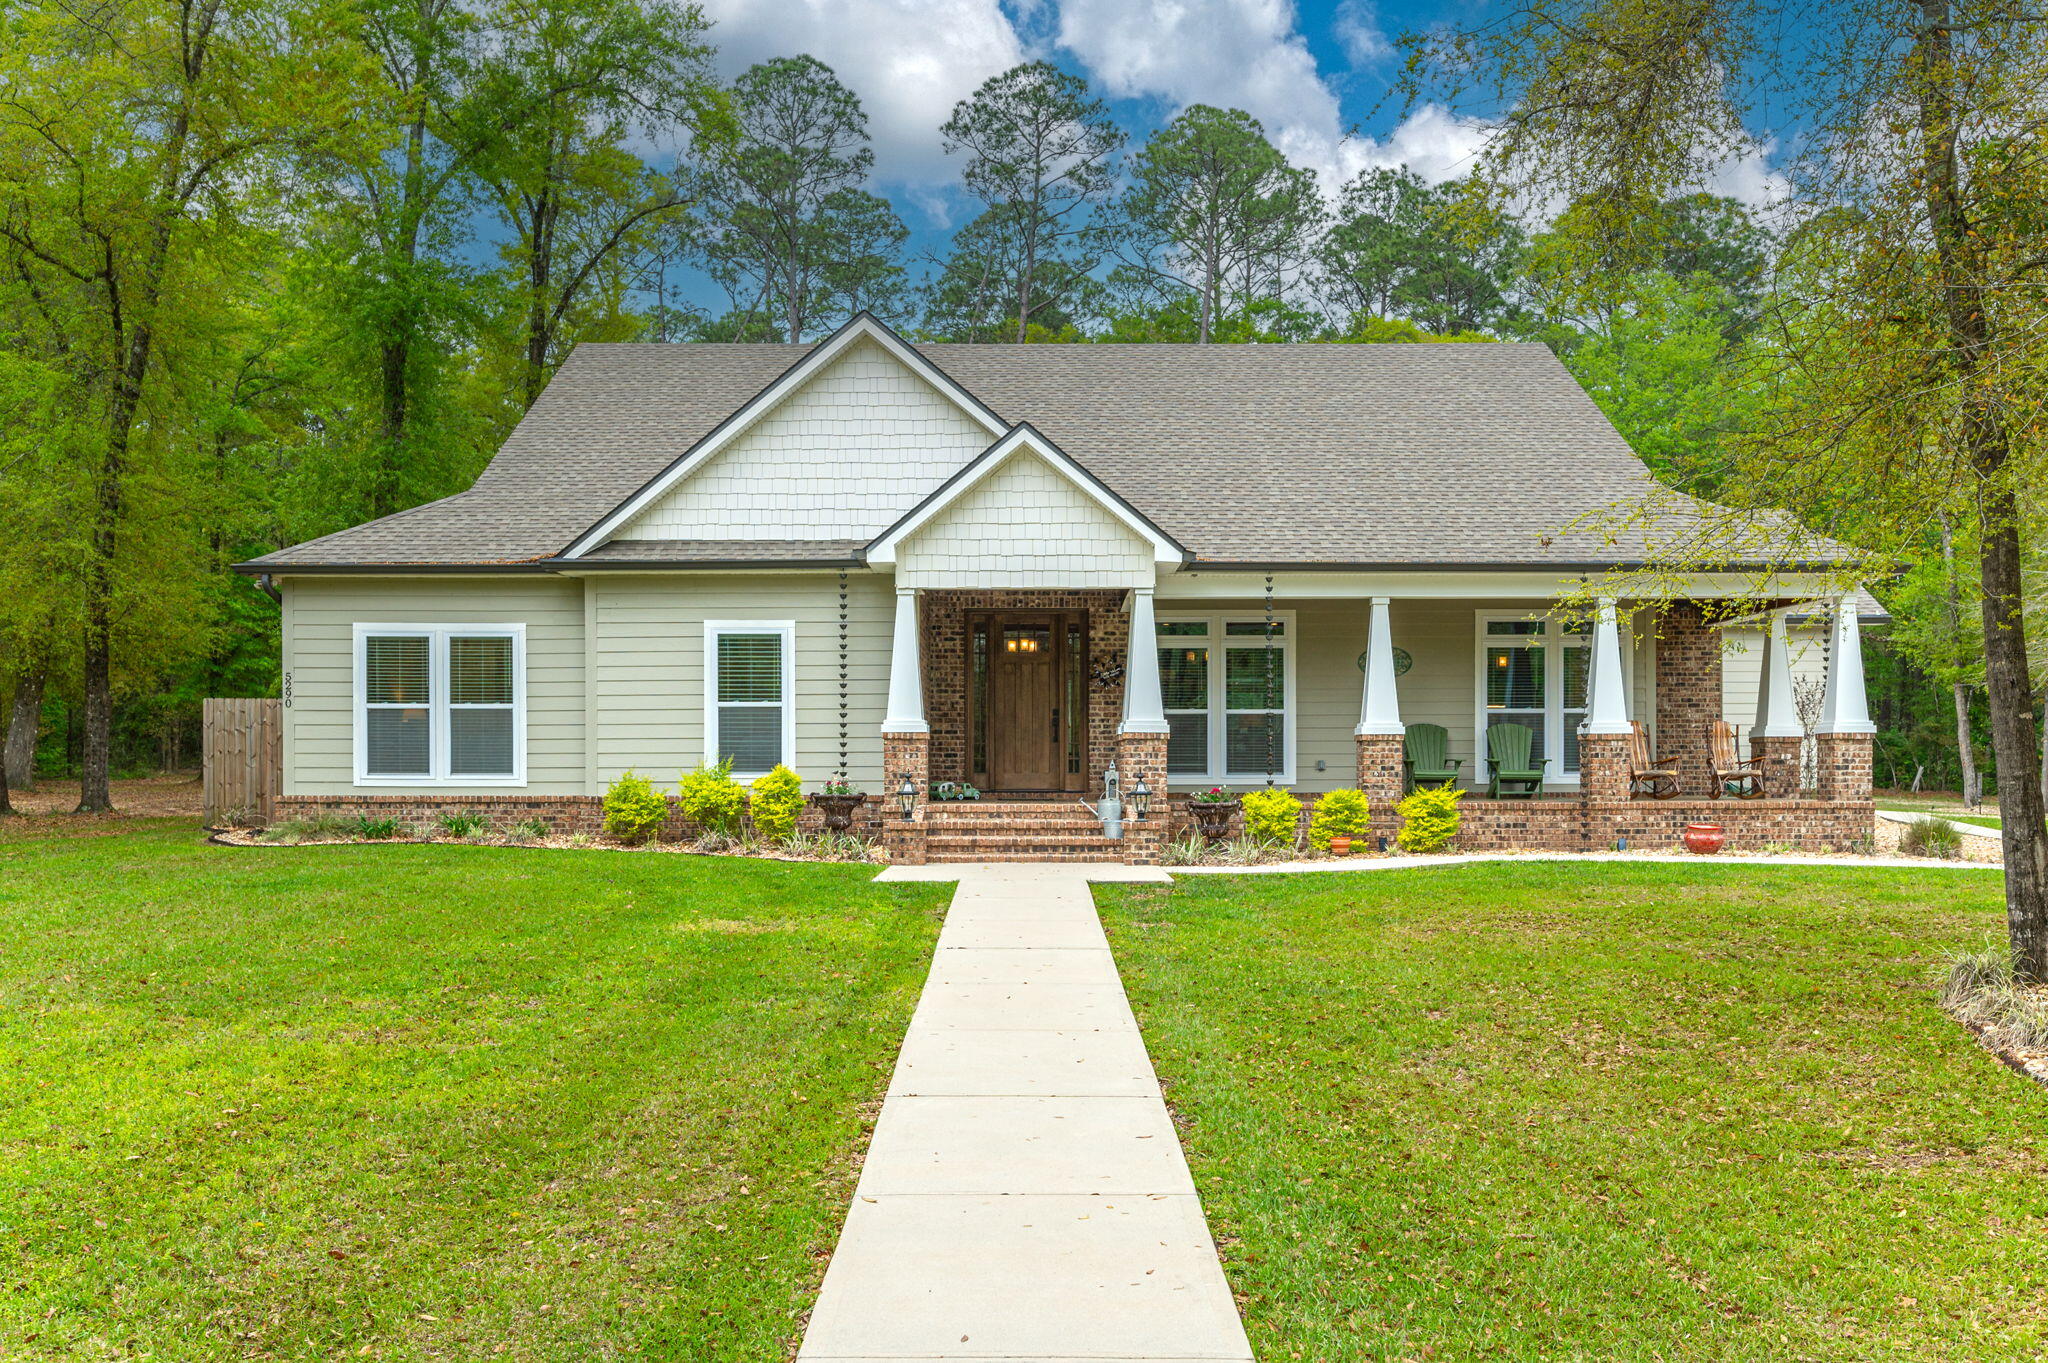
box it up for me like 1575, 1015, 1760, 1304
1357, 647, 1413, 675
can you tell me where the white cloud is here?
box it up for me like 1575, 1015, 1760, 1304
695, 0, 1025, 190
1333, 0, 1392, 66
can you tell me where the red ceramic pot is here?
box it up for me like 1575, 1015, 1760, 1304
1329, 835, 1352, 857
1682, 822, 1727, 855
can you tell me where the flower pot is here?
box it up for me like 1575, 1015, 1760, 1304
809, 792, 866, 834
1682, 822, 1726, 855
1187, 797, 1241, 845
1329, 835, 1353, 857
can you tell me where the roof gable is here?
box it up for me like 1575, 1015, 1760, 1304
562, 314, 1005, 559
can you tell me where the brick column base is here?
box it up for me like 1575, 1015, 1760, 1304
1116, 731, 1170, 865
1751, 734, 1804, 798
1813, 732, 1873, 803
881, 731, 930, 865
1355, 732, 1405, 809
1578, 731, 1631, 802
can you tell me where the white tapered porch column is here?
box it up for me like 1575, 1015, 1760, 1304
881, 585, 927, 733
1120, 586, 1169, 734
1816, 594, 1875, 735
1753, 611, 1803, 739
1582, 597, 1632, 735
1355, 596, 1404, 737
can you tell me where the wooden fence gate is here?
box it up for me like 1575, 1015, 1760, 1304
203, 698, 282, 827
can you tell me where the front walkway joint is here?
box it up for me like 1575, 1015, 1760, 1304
798, 862, 1254, 1363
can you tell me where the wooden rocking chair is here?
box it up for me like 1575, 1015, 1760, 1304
1403, 723, 1462, 792
1707, 719, 1766, 799
1627, 721, 1682, 800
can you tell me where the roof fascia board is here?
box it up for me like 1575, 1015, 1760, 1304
558, 313, 1008, 561
865, 423, 1186, 568
1161, 569, 1845, 601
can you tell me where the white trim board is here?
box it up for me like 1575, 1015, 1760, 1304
561, 315, 1008, 560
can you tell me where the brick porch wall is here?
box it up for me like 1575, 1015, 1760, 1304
272, 792, 898, 840
919, 589, 1128, 787
1656, 602, 1724, 796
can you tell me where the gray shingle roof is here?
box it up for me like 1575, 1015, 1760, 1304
242, 334, 1849, 571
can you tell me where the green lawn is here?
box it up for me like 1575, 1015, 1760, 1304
0, 818, 946, 1360
1099, 863, 2045, 1362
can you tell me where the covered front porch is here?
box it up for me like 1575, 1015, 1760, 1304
874, 580, 1878, 864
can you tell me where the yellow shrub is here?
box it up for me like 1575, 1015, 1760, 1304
1395, 784, 1464, 853
679, 758, 748, 836
1307, 788, 1370, 852
602, 770, 668, 845
1239, 787, 1304, 848
749, 764, 805, 842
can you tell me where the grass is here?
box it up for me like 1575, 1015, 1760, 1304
1948, 813, 2004, 830
1098, 862, 2045, 1361
0, 815, 946, 1360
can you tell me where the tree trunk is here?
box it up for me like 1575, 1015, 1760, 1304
1939, 512, 1978, 805
76, 606, 113, 813
1977, 514, 2048, 977
4, 665, 43, 791
1954, 684, 1979, 806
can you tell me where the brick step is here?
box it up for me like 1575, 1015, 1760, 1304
925, 819, 1108, 834
925, 850, 1126, 863
926, 835, 1124, 851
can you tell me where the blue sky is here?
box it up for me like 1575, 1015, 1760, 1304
664, 1, 1777, 311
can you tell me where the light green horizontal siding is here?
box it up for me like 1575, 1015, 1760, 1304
283, 576, 587, 796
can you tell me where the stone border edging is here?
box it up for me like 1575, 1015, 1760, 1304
1165, 850, 2002, 875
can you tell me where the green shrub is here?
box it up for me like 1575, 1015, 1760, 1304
602, 770, 669, 845
1395, 785, 1464, 853
437, 812, 488, 839
1939, 948, 2048, 1052
679, 758, 748, 837
749, 764, 805, 842
1306, 788, 1371, 853
352, 816, 401, 840
1239, 787, 1304, 847
508, 817, 551, 841
1901, 815, 1963, 859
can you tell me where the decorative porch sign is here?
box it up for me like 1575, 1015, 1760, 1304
1358, 647, 1413, 675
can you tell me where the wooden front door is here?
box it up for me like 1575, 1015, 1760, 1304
969, 611, 1087, 793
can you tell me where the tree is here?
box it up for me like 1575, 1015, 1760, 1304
921, 204, 1102, 341
476, 0, 718, 406
684, 56, 907, 343
1318, 167, 1522, 335
1410, 0, 2048, 974
1109, 106, 1323, 343
938, 62, 1123, 342
0, 0, 362, 811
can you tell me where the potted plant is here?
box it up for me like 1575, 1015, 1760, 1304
1682, 822, 1727, 855
809, 778, 867, 833
1185, 786, 1240, 845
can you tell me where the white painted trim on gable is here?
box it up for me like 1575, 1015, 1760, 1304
703, 619, 798, 781
561, 314, 1009, 560
352, 622, 528, 787
865, 424, 1186, 568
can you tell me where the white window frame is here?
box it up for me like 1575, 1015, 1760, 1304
1157, 611, 1297, 786
704, 620, 797, 780
1472, 611, 1632, 789
352, 623, 527, 787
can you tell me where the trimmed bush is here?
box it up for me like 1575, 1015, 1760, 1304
1307, 788, 1371, 853
1901, 815, 1963, 859
1240, 787, 1305, 848
603, 770, 669, 845
1395, 785, 1464, 853
679, 758, 748, 837
750, 764, 805, 842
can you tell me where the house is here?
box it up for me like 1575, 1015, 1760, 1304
237, 314, 1878, 861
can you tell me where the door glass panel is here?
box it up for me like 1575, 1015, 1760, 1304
1001, 627, 1050, 655
970, 622, 989, 775
1066, 623, 1084, 776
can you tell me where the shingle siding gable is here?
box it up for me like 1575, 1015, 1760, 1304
895, 450, 1156, 589
614, 338, 993, 542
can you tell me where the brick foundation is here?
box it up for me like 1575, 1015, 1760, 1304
881, 730, 931, 864
272, 791, 899, 841
1116, 731, 1171, 865
1578, 731, 1631, 802
1750, 734, 1805, 798
1656, 602, 1725, 796
1813, 732, 1873, 803
1354, 732, 1405, 808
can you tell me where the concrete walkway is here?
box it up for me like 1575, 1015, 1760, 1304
797, 862, 1254, 1363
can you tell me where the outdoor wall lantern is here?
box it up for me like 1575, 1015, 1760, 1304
896, 775, 917, 819
1129, 775, 1151, 821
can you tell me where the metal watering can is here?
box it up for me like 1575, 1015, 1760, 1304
1080, 763, 1123, 839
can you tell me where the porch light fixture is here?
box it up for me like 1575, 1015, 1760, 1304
1129, 775, 1151, 821
896, 775, 917, 819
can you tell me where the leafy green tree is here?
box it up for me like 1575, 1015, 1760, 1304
684, 56, 907, 343
937, 62, 1123, 342
0, 0, 363, 810
1108, 106, 1323, 343
1410, 0, 2048, 973
1318, 167, 1521, 335
921, 204, 1103, 342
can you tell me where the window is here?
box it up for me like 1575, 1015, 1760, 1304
705, 621, 794, 778
355, 625, 525, 785
1156, 614, 1294, 783
1476, 614, 1608, 784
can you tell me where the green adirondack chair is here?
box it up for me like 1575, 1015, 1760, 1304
1403, 723, 1462, 792
1486, 722, 1548, 799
